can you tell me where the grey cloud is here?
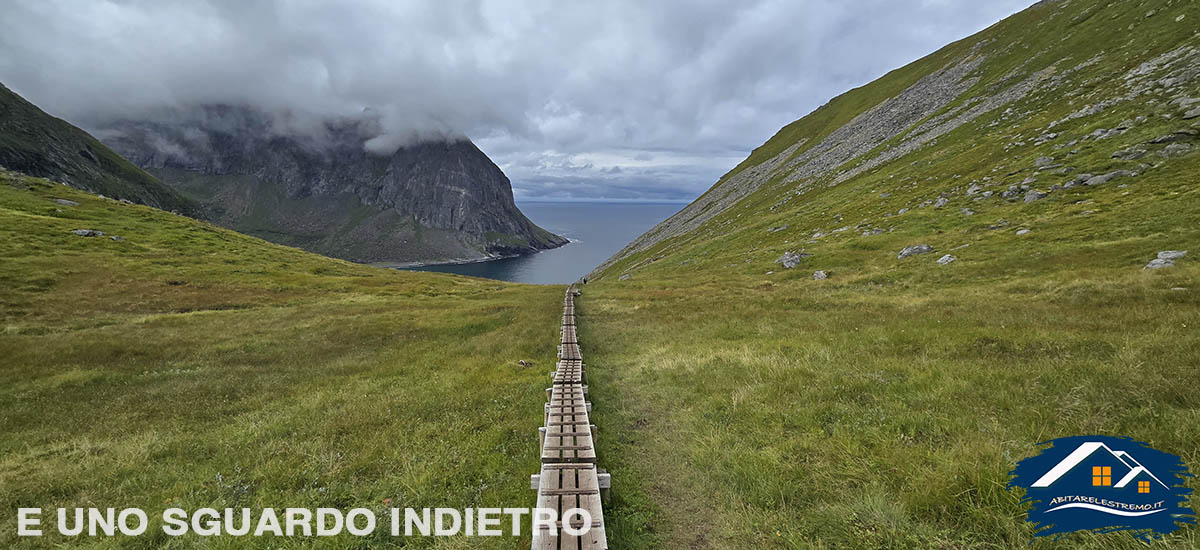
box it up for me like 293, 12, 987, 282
0, 0, 1034, 200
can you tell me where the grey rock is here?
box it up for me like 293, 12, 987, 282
1084, 170, 1134, 186
1145, 258, 1175, 269
1015, 229, 1031, 236
1021, 176, 1038, 185
980, 191, 995, 198
71, 229, 105, 237
1159, 143, 1193, 157
53, 198, 80, 206
934, 197, 949, 208
775, 251, 812, 269
966, 184, 983, 195
767, 224, 790, 233
937, 254, 956, 265
110, 235, 125, 242
1024, 189, 1049, 203
618, 273, 632, 281
988, 219, 1010, 230
1158, 250, 1187, 260
961, 208, 976, 216
812, 270, 829, 280
1184, 107, 1200, 120
898, 244, 934, 259
1112, 147, 1147, 160
1062, 173, 1091, 188
1149, 130, 1198, 143
1034, 156, 1055, 167
898, 208, 909, 215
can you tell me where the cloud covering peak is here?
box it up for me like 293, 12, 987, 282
0, 0, 1034, 200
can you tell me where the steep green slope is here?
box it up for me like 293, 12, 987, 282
584, 0, 1200, 548
597, 0, 1199, 277
0, 84, 196, 214
0, 170, 558, 549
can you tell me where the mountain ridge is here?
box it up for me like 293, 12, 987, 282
593, 0, 1199, 279
0, 82, 197, 214
97, 105, 566, 265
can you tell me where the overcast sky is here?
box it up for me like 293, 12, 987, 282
0, 0, 1034, 202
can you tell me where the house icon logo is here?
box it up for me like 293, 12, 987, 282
1009, 435, 1195, 540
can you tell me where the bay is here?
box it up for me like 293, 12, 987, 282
402, 201, 682, 284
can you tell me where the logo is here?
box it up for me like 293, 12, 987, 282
1008, 435, 1195, 540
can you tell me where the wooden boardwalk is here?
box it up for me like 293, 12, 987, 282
531, 285, 608, 549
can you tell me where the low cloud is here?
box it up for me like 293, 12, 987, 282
0, 0, 1034, 200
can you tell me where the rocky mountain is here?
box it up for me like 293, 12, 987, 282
594, 0, 1199, 279
98, 106, 566, 265
0, 83, 196, 214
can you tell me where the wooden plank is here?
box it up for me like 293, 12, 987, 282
559, 463, 582, 549
538, 487, 600, 496
542, 463, 596, 470
542, 431, 563, 462
577, 467, 608, 549
532, 464, 559, 550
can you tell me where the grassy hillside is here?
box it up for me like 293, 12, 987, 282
586, 0, 1200, 547
0, 170, 559, 549
0, 84, 196, 215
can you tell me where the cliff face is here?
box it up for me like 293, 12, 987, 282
0, 83, 197, 214
99, 106, 566, 264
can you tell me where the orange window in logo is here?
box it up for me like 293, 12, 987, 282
1092, 466, 1112, 486
1139, 481, 1151, 493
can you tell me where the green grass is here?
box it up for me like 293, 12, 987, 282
0, 171, 562, 549
583, 265, 1199, 548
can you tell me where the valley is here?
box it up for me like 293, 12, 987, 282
2, 0, 1199, 548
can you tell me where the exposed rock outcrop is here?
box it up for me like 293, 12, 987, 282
898, 244, 934, 259
98, 106, 566, 265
